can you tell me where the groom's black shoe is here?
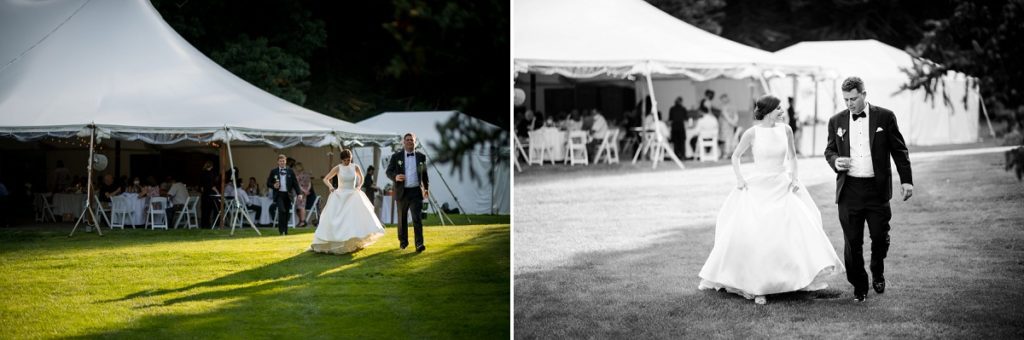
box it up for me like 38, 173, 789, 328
400, 243, 408, 250
853, 293, 867, 302
873, 279, 886, 294
416, 245, 426, 253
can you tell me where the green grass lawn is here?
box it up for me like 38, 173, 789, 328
514, 151, 1024, 338
0, 216, 509, 339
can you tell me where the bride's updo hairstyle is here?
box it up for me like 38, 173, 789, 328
339, 149, 352, 160
753, 95, 781, 120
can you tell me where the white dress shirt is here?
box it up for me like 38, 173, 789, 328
848, 103, 875, 178
403, 152, 420, 188
278, 168, 288, 192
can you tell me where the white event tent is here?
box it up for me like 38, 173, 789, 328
771, 39, 983, 148
0, 0, 399, 234
514, 0, 830, 167
353, 111, 510, 216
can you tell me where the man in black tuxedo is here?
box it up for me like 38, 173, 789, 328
199, 161, 217, 228
266, 154, 302, 235
824, 76, 914, 302
386, 133, 430, 252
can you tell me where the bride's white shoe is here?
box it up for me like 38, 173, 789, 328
754, 296, 767, 305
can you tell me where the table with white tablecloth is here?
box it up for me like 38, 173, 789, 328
51, 193, 85, 218
528, 127, 569, 163
249, 196, 274, 225
119, 193, 148, 226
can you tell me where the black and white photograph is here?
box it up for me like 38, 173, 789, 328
513, 0, 1024, 338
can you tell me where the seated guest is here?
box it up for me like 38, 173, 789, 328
97, 174, 122, 202
139, 177, 161, 199
586, 108, 609, 158
245, 177, 260, 196
515, 110, 545, 134
124, 176, 143, 194
224, 179, 260, 220
690, 110, 721, 152
165, 176, 189, 221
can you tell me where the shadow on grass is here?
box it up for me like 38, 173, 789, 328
68, 226, 510, 339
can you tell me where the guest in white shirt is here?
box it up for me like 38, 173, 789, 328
165, 177, 189, 222
586, 109, 610, 158
690, 110, 720, 152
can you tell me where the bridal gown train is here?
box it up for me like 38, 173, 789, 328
310, 163, 385, 254
698, 124, 845, 299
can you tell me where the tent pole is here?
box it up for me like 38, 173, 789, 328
70, 125, 102, 237
418, 148, 461, 224
977, 90, 997, 139
224, 128, 260, 236
644, 63, 684, 170
812, 76, 820, 155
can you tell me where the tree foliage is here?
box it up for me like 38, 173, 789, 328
901, 0, 1024, 116
428, 114, 509, 186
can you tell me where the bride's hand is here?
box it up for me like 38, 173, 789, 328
736, 179, 748, 190
789, 179, 800, 193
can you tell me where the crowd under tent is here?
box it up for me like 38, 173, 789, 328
513, 0, 832, 165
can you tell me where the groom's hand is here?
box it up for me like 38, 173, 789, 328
396, 174, 405, 182
900, 183, 914, 201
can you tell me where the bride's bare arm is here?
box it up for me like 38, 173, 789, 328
322, 166, 339, 191
732, 128, 755, 189
784, 125, 798, 180
354, 166, 364, 189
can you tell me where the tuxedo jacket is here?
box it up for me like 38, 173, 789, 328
266, 167, 302, 200
385, 150, 430, 200
824, 104, 913, 204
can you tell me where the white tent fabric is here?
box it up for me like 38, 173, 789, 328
514, 0, 827, 80
0, 0, 398, 148
353, 111, 510, 215
771, 40, 979, 146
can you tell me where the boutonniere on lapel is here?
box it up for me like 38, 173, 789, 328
417, 162, 426, 173
398, 157, 403, 166
836, 127, 846, 141
875, 127, 884, 133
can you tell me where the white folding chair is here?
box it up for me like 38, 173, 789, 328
566, 130, 589, 166
93, 195, 112, 227
305, 196, 321, 226
109, 196, 132, 229
271, 199, 298, 229
594, 129, 621, 164
514, 134, 529, 172
146, 197, 169, 230
34, 193, 57, 222
526, 130, 550, 166
173, 196, 200, 229
697, 130, 720, 162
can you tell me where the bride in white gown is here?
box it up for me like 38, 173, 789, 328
310, 149, 385, 254
698, 95, 845, 305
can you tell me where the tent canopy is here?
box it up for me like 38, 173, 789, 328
774, 39, 980, 146
0, 0, 398, 148
355, 111, 510, 215
513, 0, 827, 80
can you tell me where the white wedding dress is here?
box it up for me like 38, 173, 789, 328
698, 124, 845, 299
310, 163, 385, 254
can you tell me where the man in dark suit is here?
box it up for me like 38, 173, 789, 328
266, 154, 302, 235
199, 161, 217, 228
386, 133, 430, 252
668, 96, 689, 159
824, 76, 914, 302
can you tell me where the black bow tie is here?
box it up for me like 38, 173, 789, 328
852, 112, 866, 121
406, 153, 415, 158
